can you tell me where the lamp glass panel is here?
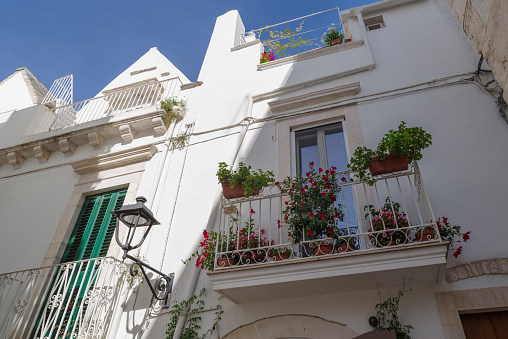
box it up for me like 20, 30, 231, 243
121, 214, 150, 227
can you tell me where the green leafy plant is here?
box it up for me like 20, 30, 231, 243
161, 97, 186, 125
436, 217, 471, 258
374, 280, 413, 339
348, 122, 432, 185
264, 21, 316, 58
277, 162, 344, 243
165, 288, 223, 339
365, 197, 410, 247
321, 25, 344, 46
216, 162, 275, 198
171, 133, 189, 151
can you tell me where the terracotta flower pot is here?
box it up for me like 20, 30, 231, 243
313, 242, 334, 256
217, 257, 237, 268
415, 229, 435, 242
336, 243, 355, 253
331, 38, 343, 46
221, 182, 259, 199
368, 154, 409, 176
274, 253, 291, 261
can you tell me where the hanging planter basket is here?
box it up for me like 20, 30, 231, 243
221, 182, 259, 199
368, 154, 409, 176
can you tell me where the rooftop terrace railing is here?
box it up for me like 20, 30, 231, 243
241, 7, 349, 60
213, 164, 442, 271
32, 77, 182, 135
0, 257, 130, 339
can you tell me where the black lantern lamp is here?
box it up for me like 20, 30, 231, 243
111, 196, 174, 307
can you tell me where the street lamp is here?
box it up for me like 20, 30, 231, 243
111, 196, 174, 307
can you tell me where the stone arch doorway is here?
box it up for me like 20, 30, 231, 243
222, 314, 358, 339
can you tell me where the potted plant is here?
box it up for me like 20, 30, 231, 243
436, 217, 471, 258
277, 162, 345, 254
233, 208, 274, 264
336, 229, 357, 253
348, 122, 432, 185
269, 247, 293, 261
365, 198, 410, 247
322, 25, 344, 46
414, 225, 437, 242
260, 51, 275, 64
183, 228, 238, 271
160, 97, 186, 125
217, 162, 275, 199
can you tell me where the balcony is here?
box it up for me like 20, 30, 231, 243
0, 257, 129, 338
208, 165, 449, 303
30, 77, 182, 136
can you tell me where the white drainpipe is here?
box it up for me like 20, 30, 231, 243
172, 97, 254, 338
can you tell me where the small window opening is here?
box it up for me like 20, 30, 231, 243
364, 15, 385, 31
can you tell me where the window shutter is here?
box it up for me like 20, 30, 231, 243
61, 189, 127, 263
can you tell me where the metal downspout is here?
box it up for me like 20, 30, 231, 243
172, 97, 254, 338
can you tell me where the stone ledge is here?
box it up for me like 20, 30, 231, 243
445, 257, 508, 283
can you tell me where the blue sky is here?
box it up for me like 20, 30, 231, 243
1, 1, 377, 102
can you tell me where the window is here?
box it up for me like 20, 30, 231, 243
294, 122, 358, 231
364, 15, 385, 31
61, 188, 127, 262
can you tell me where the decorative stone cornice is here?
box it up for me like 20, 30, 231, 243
0, 109, 168, 170
445, 258, 508, 283
268, 82, 361, 115
70, 144, 157, 174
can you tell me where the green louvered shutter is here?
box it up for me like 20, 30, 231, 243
61, 189, 127, 263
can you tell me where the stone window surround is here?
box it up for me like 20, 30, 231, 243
275, 104, 363, 184
41, 161, 147, 267
434, 286, 508, 339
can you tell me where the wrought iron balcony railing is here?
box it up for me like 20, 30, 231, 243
213, 164, 443, 271
32, 77, 182, 135
0, 257, 131, 339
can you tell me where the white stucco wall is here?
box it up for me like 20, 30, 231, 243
0, 165, 78, 273
0, 72, 34, 114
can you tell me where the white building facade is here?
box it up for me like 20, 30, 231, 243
0, 0, 507, 338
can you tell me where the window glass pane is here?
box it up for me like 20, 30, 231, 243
296, 131, 318, 174
325, 129, 358, 231
295, 123, 358, 233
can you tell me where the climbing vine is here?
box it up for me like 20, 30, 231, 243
165, 288, 223, 339
374, 279, 413, 339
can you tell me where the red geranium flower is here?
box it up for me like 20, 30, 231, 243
306, 172, 311, 177
319, 214, 325, 220
341, 177, 346, 182
319, 168, 323, 173
307, 230, 314, 236
327, 228, 333, 234
463, 231, 471, 242
250, 209, 255, 214
309, 161, 314, 166
309, 212, 315, 217
275, 181, 279, 185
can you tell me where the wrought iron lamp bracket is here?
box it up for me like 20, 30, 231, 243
125, 253, 174, 308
